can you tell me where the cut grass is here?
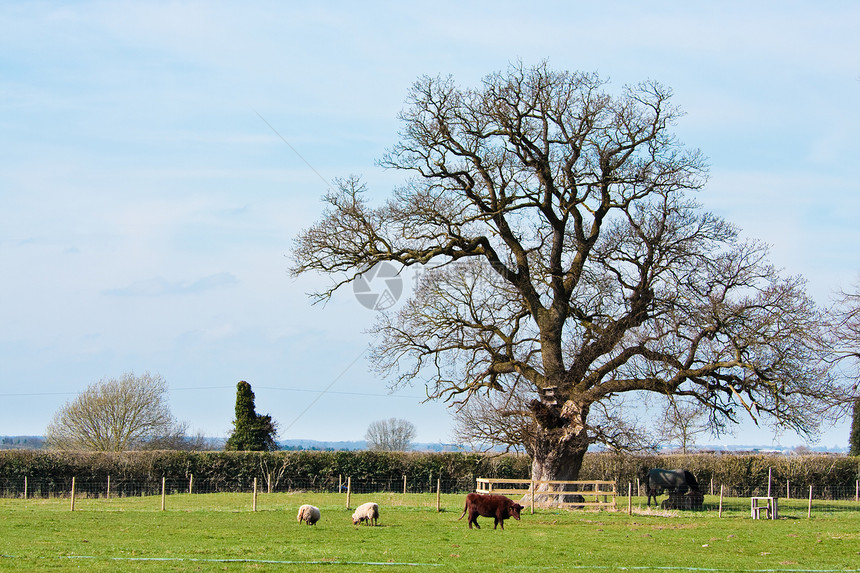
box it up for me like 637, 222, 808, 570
1, 492, 859, 572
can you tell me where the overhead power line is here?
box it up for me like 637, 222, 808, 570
0, 385, 422, 400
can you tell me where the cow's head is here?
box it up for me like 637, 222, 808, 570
509, 502, 524, 520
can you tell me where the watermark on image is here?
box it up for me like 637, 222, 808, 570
353, 261, 405, 311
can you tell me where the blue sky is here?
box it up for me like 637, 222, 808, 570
1, 2, 858, 449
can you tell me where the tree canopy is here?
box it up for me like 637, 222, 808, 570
46, 372, 188, 451
365, 417, 416, 451
292, 63, 850, 480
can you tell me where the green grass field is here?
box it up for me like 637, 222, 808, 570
1, 492, 859, 572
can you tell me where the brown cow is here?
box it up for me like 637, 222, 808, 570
458, 492, 524, 530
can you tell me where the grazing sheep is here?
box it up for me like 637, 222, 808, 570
351, 502, 379, 526
297, 504, 321, 525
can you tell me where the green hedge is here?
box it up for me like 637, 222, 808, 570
579, 452, 860, 497
1, 450, 858, 497
0, 450, 531, 494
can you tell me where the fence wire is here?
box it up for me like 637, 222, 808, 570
0, 475, 473, 499
2, 475, 859, 516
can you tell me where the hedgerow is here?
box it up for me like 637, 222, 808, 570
1, 450, 857, 496
579, 452, 860, 497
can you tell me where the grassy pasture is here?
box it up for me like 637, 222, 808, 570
1, 492, 859, 572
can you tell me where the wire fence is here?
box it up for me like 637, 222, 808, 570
639, 478, 860, 516
638, 484, 860, 517
2, 475, 859, 517
0, 474, 471, 499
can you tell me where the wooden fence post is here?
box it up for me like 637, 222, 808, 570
718, 485, 724, 518
436, 478, 441, 512
253, 478, 258, 512
161, 477, 166, 511
767, 468, 772, 498
106, 475, 111, 500
346, 477, 352, 509
855, 480, 858, 503
23, 476, 27, 500
787, 479, 790, 500
189, 474, 193, 495
403, 474, 407, 495
807, 485, 813, 519
530, 479, 535, 515
627, 482, 632, 515
70, 477, 76, 512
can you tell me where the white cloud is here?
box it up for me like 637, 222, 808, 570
103, 272, 238, 297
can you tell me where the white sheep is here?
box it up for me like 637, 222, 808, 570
296, 504, 321, 525
351, 501, 379, 526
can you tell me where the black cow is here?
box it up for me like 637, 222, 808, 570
644, 468, 699, 507
661, 489, 704, 510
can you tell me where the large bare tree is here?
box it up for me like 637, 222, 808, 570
46, 372, 188, 451
292, 63, 848, 482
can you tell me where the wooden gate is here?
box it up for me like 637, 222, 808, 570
475, 477, 616, 510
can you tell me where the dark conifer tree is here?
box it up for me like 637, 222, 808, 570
225, 380, 278, 451
850, 399, 860, 456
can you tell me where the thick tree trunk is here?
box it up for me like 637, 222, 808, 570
530, 434, 588, 482
526, 398, 591, 505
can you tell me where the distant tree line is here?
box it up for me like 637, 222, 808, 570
0, 436, 45, 450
